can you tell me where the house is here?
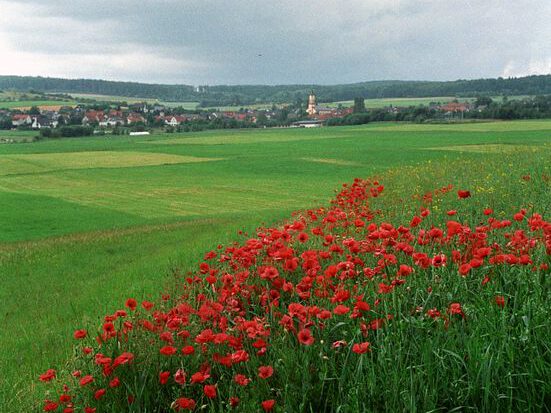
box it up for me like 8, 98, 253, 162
222, 111, 238, 119
99, 117, 124, 127
316, 106, 337, 120
126, 114, 146, 124
439, 102, 471, 113
31, 116, 52, 129
12, 114, 32, 126
129, 102, 147, 113
108, 110, 124, 118
164, 115, 187, 126
82, 111, 106, 125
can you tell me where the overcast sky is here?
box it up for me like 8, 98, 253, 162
0, 0, 549, 85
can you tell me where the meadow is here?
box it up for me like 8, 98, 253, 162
0, 101, 76, 110
68, 93, 199, 109
0, 91, 75, 110
325, 95, 530, 109
0, 120, 550, 411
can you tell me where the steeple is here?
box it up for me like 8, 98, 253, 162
306, 90, 317, 116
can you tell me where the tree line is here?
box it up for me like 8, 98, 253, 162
0, 75, 549, 106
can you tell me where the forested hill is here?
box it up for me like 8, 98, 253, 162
0, 74, 549, 106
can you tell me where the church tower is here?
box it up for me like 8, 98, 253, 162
306, 90, 317, 116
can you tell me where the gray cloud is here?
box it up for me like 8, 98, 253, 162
0, 0, 549, 84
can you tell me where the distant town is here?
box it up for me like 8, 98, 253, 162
1, 89, 550, 142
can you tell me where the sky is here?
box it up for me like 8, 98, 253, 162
0, 0, 550, 85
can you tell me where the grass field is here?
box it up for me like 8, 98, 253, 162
0, 90, 75, 109
68, 93, 199, 109
1, 120, 550, 410
0, 130, 38, 143
0, 100, 76, 110
325, 95, 532, 109
324, 96, 473, 108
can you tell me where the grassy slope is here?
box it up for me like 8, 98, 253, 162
326, 95, 530, 108
68, 93, 199, 109
0, 120, 550, 410
0, 100, 75, 109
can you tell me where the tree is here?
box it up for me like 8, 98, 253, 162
0, 117, 12, 129
277, 108, 289, 123
353, 97, 366, 113
256, 112, 267, 126
29, 106, 40, 115
475, 96, 493, 107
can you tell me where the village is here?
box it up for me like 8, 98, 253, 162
0, 92, 476, 137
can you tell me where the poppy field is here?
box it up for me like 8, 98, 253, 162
1, 120, 550, 411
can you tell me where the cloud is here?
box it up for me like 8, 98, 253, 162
502, 59, 551, 78
0, 0, 549, 84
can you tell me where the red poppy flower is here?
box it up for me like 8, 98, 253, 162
297, 328, 315, 345
173, 397, 196, 411
234, 374, 251, 386
426, 308, 441, 319
43, 401, 58, 411
261, 399, 276, 411
332, 340, 347, 349
109, 377, 120, 388
181, 345, 195, 355
203, 384, 217, 399
39, 369, 56, 382
495, 295, 506, 308
448, 303, 465, 318
352, 342, 371, 354
333, 305, 350, 315
231, 350, 249, 364
457, 190, 471, 199
258, 365, 274, 379
125, 298, 137, 311
112, 352, 134, 368
59, 394, 71, 403
159, 371, 170, 385
79, 375, 94, 386
103, 322, 115, 333
73, 329, 87, 339
174, 369, 187, 385
159, 346, 177, 356
410, 216, 422, 227
94, 389, 106, 400
458, 263, 471, 276
190, 371, 210, 384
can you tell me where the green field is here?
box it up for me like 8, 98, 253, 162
0, 100, 75, 110
325, 95, 532, 109
1, 120, 550, 410
69, 93, 199, 109
324, 96, 472, 108
0, 90, 74, 109
0, 130, 38, 143
204, 103, 283, 111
